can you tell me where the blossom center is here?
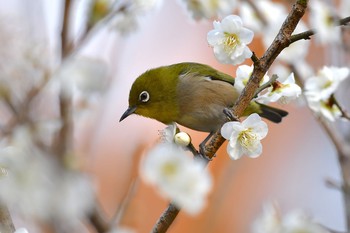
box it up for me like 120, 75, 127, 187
161, 162, 178, 178
223, 33, 240, 53
238, 128, 258, 150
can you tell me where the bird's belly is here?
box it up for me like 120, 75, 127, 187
176, 104, 227, 132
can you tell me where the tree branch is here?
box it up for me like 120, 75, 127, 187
151, 1, 309, 232
151, 203, 180, 233
289, 16, 350, 44
204, 0, 308, 159
0, 202, 15, 233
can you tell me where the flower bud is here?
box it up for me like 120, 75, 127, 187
174, 132, 191, 146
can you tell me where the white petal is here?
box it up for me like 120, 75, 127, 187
242, 113, 262, 127
207, 30, 224, 46
239, 28, 254, 44
221, 15, 242, 33
221, 122, 242, 139
246, 142, 262, 158
227, 143, 243, 160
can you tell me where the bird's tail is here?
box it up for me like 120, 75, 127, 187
258, 103, 288, 123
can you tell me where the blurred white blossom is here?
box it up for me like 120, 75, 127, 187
109, 0, 162, 34
304, 66, 349, 101
310, 0, 340, 44
304, 66, 349, 121
305, 96, 342, 122
159, 123, 178, 143
221, 113, 268, 160
14, 228, 29, 233
252, 203, 329, 233
261, 12, 309, 64
257, 73, 301, 104
207, 15, 254, 65
140, 143, 212, 215
107, 227, 136, 233
181, 0, 237, 20
239, 0, 286, 33
0, 127, 94, 226
234, 64, 269, 92
0, 18, 49, 104
340, 0, 350, 18
159, 123, 191, 146
58, 56, 108, 95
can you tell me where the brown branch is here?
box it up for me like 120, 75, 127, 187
204, 0, 308, 159
88, 205, 109, 233
61, 0, 73, 58
0, 202, 15, 233
151, 203, 180, 233
152, 1, 309, 233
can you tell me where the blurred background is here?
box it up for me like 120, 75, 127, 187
0, 0, 349, 233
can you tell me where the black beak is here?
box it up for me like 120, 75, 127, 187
119, 106, 137, 122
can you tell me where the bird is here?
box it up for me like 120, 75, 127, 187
119, 62, 287, 149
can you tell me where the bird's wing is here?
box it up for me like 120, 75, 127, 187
179, 62, 235, 86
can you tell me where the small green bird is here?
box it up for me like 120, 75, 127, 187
120, 62, 287, 133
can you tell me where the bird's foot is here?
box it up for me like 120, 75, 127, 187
223, 108, 239, 121
197, 142, 212, 163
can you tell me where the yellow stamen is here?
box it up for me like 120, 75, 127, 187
223, 33, 240, 53
238, 128, 258, 150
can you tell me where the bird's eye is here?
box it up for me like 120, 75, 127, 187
139, 91, 150, 103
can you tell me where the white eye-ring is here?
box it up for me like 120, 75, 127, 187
139, 91, 150, 103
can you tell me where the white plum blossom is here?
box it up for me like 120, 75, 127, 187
182, 0, 237, 20
252, 203, 329, 233
305, 66, 349, 100
221, 113, 268, 160
304, 66, 349, 121
310, 0, 341, 44
257, 73, 302, 104
207, 15, 254, 65
234, 64, 269, 92
305, 96, 342, 122
140, 143, 212, 215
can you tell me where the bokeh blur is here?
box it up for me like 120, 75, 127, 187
0, 0, 349, 233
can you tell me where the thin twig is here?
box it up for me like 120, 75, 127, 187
61, 0, 73, 58
111, 179, 140, 227
245, 0, 268, 26
332, 95, 350, 120
289, 16, 350, 44
254, 74, 279, 97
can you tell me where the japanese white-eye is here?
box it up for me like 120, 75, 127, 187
120, 62, 287, 132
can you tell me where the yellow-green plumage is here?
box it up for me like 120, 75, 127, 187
120, 62, 287, 132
